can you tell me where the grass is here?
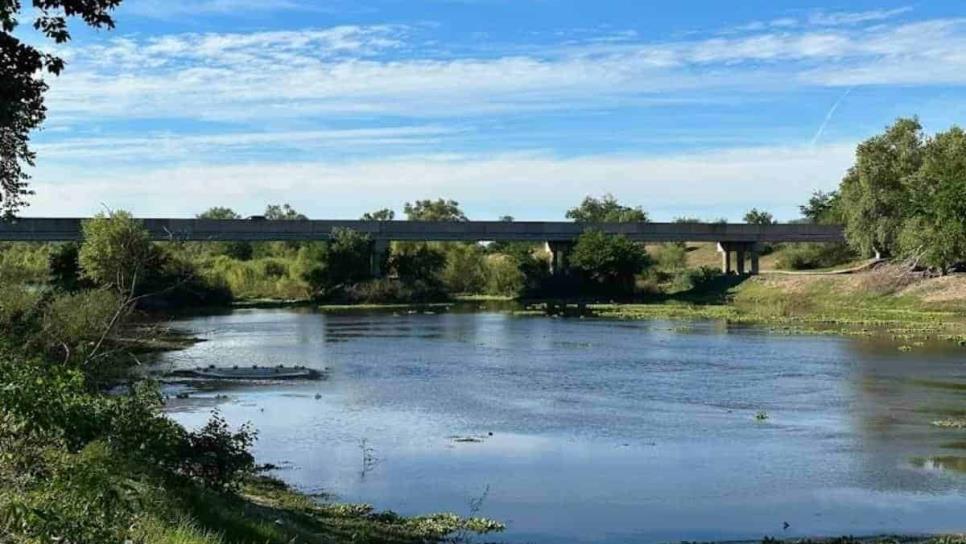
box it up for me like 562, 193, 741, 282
585, 266, 966, 347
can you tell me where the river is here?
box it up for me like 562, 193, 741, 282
157, 307, 966, 543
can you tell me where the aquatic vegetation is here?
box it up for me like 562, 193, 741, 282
756, 410, 769, 421
932, 418, 966, 429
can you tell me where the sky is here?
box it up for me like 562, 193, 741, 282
19, 0, 966, 221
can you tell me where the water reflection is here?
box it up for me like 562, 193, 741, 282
159, 309, 966, 543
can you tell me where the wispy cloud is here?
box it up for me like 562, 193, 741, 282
27, 143, 856, 220
808, 7, 913, 27
122, 0, 323, 18
44, 16, 966, 124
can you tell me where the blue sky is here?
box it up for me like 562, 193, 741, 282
22, 0, 966, 221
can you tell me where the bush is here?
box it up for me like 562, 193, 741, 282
343, 278, 448, 304
40, 288, 126, 368
0, 243, 51, 285
775, 243, 857, 270
570, 230, 650, 294
442, 243, 487, 294
178, 412, 256, 491
484, 254, 525, 297
669, 266, 722, 292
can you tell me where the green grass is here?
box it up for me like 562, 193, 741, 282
583, 271, 966, 346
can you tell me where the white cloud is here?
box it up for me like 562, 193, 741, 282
42, 17, 966, 124
122, 0, 320, 18
808, 7, 913, 27
26, 142, 855, 220
34, 126, 461, 162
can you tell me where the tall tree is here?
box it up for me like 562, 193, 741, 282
264, 203, 307, 221
1, 0, 122, 217
566, 194, 648, 223
799, 191, 841, 224
899, 126, 966, 272
404, 199, 467, 222
743, 208, 776, 225
361, 208, 395, 221
839, 118, 925, 258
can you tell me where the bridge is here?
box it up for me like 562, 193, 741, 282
0, 218, 845, 276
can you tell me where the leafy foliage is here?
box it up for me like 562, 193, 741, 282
839, 118, 924, 258
361, 208, 395, 221
743, 208, 776, 225
403, 199, 467, 222
570, 230, 650, 292
79, 211, 159, 295
566, 194, 648, 223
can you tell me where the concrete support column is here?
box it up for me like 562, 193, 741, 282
749, 244, 760, 275
717, 242, 733, 275
546, 241, 574, 276
736, 247, 746, 275
370, 239, 390, 278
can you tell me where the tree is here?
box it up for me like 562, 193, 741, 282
442, 243, 487, 294
300, 228, 372, 295
570, 230, 650, 292
404, 199, 467, 222
743, 208, 776, 225
898, 126, 966, 272
197, 207, 241, 220
566, 194, 648, 223
1, 0, 122, 217
361, 208, 395, 221
78, 211, 160, 295
264, 203, 307, 221
799, 191, 841, 224
840, 118, 925, 258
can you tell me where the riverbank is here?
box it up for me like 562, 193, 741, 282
516, 266, 966, 347
136, 475, 503, 544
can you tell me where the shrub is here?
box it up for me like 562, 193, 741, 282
669, 266, 722, 293
484, 254, 525, 297
178, 412, 256, 491
442, 243, 487, 294
775, 243, 857, 270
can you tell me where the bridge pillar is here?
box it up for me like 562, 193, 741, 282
717, 242, 759, 276
545, 241, 574, 276
719, 244, 732, 274
370, 239, 390, 278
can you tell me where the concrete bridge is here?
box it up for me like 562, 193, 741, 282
0, 218, 845, 276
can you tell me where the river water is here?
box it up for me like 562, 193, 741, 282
158, 308, 966, 543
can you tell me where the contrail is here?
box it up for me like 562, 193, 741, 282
811, 87, 853, 147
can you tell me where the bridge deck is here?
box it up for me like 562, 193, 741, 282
0, 218, 845, 243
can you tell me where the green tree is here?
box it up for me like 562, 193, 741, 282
570, 230, 649, 292
840, 118, 925, 258
1, 0, 122, 217
404, 199, 467, 222
78, 211, 160, 295
362, 208, 395, 221
898, 126, 966, 272
299, 228, 372, 296
442, 243, 487, 294
264, 203, 307, 221
799, 191, 841, 224
197, 207, 241, 220
743, 208, 776, 225
566, 194, 648, 223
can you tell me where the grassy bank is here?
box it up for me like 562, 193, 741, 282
589, 266, 966, 346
